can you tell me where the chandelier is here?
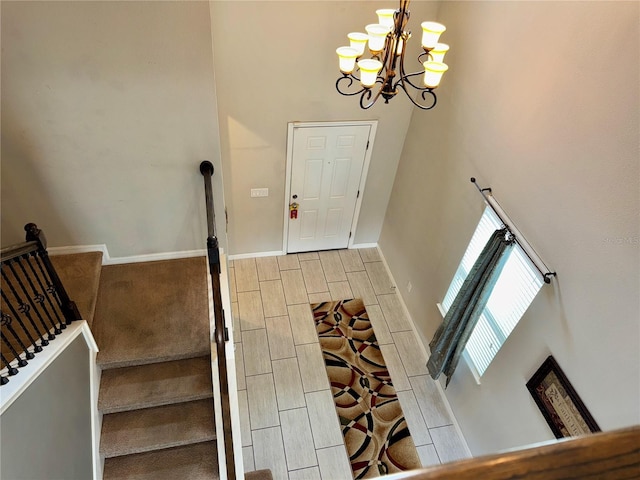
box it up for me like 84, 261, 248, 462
335, 0, 449, 110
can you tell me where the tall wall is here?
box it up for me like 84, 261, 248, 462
1, 1, 226, 256
379, 1, 639, 455
209, 1, 437, 255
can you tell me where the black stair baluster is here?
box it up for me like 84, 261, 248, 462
1, 311, 35, 360
31, 253, 68, 328
7, 261, 55, 341
0, 352, 19, 377
0, 294, 40, 354
2, 271, 49, 347
24, 253, 65, 332
14, 257, 61, 335
0, 319, 28, 368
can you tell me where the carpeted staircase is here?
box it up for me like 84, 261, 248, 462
55, 254, 218, 478
54, 252, 272, 480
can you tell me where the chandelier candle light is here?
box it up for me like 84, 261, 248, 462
336, 0, 449, 110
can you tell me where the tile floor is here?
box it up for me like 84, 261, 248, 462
229, 248, 469, 479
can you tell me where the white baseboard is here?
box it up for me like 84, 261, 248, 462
228, 250, 284, 260
48, 244, 208, 265
376, 245, 473, 459
350, 242, 379, 249
104, 249, 207, 265
234, 244, 376, 260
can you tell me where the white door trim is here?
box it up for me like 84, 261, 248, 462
282, 120, 377, 254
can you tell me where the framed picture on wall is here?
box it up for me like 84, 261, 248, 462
526, 355, 600, 439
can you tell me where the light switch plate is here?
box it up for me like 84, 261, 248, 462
250, 188, 269, 198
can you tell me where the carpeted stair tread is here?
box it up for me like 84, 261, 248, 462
93, 257, 210, 368
101, 398, 215, 458
51, 251, 103, 328
103, 441, 219, 480
99, 356, 213, 414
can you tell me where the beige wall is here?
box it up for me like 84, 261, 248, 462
210, 1, 438, 255
1, 0, 442, 258
1, 1, 226, 256
1, 336, 93, 480
379, 1, 639, 455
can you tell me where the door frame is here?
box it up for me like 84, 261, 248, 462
282, 120, 378, 254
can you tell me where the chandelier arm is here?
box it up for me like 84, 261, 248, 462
396, 81, 437, 110
396, 46, 437, 110
336, 74, 367, 97
418, 51, 431, 63
396, 43, 430, 92
360, 79, 386, 109
398, 70, 429, 91
394, 33, 422, 95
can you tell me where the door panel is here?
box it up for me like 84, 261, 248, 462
287, 124, 370, 253
325, 208, 343, 237
300, 209, 318, 239
303, 159, 323, 199
331, 159, 351, 197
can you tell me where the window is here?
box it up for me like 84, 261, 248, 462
441, 207, 544, 377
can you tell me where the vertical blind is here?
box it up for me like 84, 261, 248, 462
442, 207, 544, 376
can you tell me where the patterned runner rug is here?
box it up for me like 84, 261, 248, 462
311, 298, 421, 478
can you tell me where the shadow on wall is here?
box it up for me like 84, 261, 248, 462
1, 106, 74, 248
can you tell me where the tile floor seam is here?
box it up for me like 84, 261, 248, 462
244, 373, 276, 379
428, 424, 456, 430
275, 419, 294, 472
250, 425, 283, 433
275, 404, 310, 413
300, 260, 329, 295
279, 407, 320, 471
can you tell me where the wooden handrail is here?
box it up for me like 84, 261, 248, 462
200, 161, 236, 480
385, 426, 640, 479
1, 241, 39, 263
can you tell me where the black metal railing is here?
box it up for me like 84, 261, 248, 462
1, 224, 81, 385
200, 161, 236, 479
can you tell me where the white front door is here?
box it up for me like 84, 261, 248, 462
287, 124, 371, 253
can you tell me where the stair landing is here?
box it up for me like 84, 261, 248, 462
92, 257, 210, 369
